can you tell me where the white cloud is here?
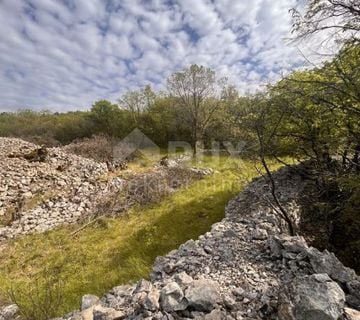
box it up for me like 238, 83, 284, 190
0, 0, 331, 111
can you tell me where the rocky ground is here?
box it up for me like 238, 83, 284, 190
48, 166, 360, 320
1, 139, 359, 320
0, 138, 211, 241
0, 138, 122, 239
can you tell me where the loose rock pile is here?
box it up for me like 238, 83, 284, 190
0, 138, 123, 239
0, 138, 212, 241
52, 165, 360, 320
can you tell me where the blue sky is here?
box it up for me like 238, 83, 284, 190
0, 0, 316, 111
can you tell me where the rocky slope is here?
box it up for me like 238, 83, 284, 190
47, 165, 359, 320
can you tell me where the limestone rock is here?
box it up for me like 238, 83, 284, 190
204, 309, 228, 319
278, 274, 345, 320
252, 228, 268, 240
92, 305, 124, 320
185, 279, 220, 312
174, 272, 193, 288
160, 282, 186, 312
81, 294, 100, 311
0, 304, 19, 320
134, 279, 152, 294
344, 308, 360, 320
307, 247, 358, 284
144, 289, 160, 311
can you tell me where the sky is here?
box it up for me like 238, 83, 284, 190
0, 0, 318, 111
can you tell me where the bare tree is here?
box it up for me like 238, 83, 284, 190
291, 0, 360, 43
167, 64, 220, 155
228, 94, 295, 235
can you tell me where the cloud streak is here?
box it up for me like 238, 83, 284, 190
0, 0, 317, 111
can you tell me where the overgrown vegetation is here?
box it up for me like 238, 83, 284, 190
0, 0, 360, 317
0, 156, 280, 319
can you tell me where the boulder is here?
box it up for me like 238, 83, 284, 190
307, 247, 358, 284
278, 274, 345, 320
185, 279, 220, 312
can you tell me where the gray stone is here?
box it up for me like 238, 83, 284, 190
144, 288, 160, 311
232, 287, 245, 298
282, 237, 308, 253
185, 279, 220, 312
278, 274, 345, 320
282, 251, 297, 260
204, 309, 228, 319
81, 294, 100, 311
267, 236, 282, 258
92, 305, 124, 320
307, 247, 358, 284
0, 304, 19, 320
160, 282, 187, 312
134, 279, 152, 294
174, 272, 193, 288
223, 295, 237, 310
252, 228, 268, 240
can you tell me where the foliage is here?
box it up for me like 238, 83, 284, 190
0, 1, 360, 309
167, 64, 222, 153
0, 156, 279, 319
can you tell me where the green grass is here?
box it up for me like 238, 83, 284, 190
0, 155, 284, 319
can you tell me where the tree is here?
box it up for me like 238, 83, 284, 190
118, 85, 156, 125
291, 0, 360, 43
167, 64, 220, 155
228, 93, 295, 235
90, 100, 122, 137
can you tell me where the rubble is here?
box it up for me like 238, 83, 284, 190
53, 165, 359, 320
1, 140, 358, 319
0, 138, 122, 240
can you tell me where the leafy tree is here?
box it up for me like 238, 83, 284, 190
167, 64, 220, 155
118, 85, 156, 125
90, 100, 123, 137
